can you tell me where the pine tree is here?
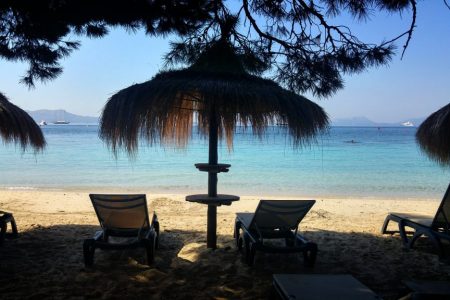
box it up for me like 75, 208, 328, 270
1, 0, 439, 96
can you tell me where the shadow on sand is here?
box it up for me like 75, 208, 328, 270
1, 225, 449, 299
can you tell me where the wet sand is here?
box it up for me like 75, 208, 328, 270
1, 190, 449, 299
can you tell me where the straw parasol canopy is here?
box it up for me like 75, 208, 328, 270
0, 92, 46, 151
416, 102, 450, 166
100, 39, 329, 155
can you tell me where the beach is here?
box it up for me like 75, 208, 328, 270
1, 189, 449, 299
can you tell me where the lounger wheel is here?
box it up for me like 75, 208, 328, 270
153, 221, 160, 250
243, 235, 256, 266
243, 234, 250, 263
235, 224, 243, 251
145, 233, 156, 265
0, 222, 6, 245
237, 236, 243, 251
246, 243, 256, 266
83, 239, 96, 267
9, 215, 18, 238
303, 243, 318, 268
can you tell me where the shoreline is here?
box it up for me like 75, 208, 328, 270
0, 186, 442, 202
1, 189, 441, 237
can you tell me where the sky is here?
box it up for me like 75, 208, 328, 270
0, 1, 449, 123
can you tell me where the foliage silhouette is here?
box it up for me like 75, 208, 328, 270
0, 0, 436, 96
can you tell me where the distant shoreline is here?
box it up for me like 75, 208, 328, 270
27, 109, 425, 127
0, 186, 440, 202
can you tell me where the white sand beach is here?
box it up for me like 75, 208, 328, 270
1, 189, 449, 299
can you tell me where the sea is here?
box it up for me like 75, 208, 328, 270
0, 125, 449, 199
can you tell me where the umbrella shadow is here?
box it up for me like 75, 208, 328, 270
1, 225, 449, 299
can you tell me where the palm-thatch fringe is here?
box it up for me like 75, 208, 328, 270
100, 40, 329, 155
0, 92, 46, 151
100, 69, 329, 155
416, 102, 450, 166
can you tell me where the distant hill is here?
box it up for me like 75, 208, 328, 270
27, 109, 99, 124
331, 116, 425, 127
26, 109, 425, 127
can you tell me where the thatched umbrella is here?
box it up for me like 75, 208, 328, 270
100, 39, 329, 248
0, 92, 46, 151
416, 103, 450, 166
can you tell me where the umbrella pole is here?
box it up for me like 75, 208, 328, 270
207, 114, 218, 248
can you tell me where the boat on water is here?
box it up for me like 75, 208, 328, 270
401, 121, 414, 127
39, 120, 47, 126
52, 110, 70, 124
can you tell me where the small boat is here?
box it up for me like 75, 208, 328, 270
53, 110, 70, 124
401, 121, 414, 127
39, 120, 47, 126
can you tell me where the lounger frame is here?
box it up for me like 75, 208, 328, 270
381, 184, 450, 256
234, 200, 317, 267
0, 211, 18, 245
83, 194, 159, 266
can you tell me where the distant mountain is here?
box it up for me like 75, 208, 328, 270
26, 109, 99, 124
331, 116, 425, 127
26, 109, 426, 127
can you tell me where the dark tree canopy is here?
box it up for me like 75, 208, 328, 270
0, 0, 428, 96
0, 0, 213, 85
165, 0, 412, 97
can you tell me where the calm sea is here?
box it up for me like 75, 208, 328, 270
0, 125, 449, 199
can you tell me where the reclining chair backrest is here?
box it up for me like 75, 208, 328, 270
89, 194, 150, 231
432, 183, 450, 234
251, 200, 315, 236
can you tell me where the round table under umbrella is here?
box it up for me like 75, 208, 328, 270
0, 92, 46, 151
416, 103, 450, 166
100, 40, 329, 249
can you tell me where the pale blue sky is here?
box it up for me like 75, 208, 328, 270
0, 1, 448, 122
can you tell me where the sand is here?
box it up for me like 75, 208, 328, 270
1, 189, 449, 299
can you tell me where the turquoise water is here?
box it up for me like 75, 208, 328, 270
0, 125, 449, 199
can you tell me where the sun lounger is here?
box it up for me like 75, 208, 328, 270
83, 194, 159, 267
402, 280, 450, 299
381, 183, 450, 256
273, 274, 380, 300
234, 200, 317, 266
0, 210, 18, 245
